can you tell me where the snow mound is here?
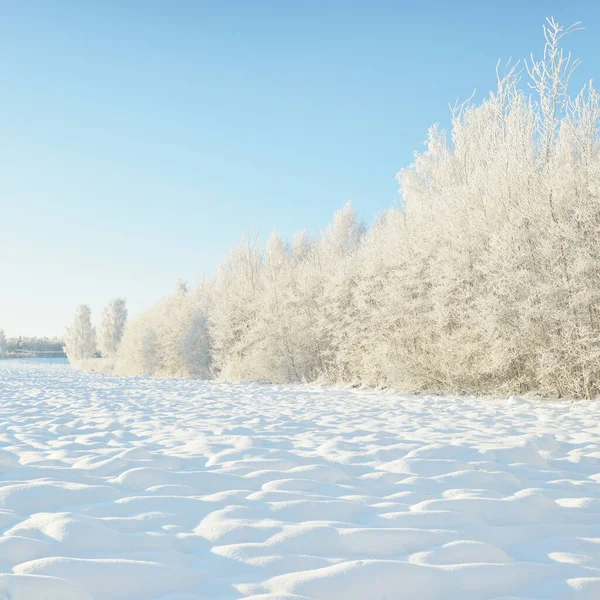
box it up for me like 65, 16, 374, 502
0, 360, 599, 599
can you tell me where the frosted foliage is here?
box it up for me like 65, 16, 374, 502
115, 284, 211, 378
291, 229, 314, 260
98, 298, 128, 358
0, 329, 6, 358
114, 21, 600, 398
64, 305, 97, 362
321, 201, 366, 258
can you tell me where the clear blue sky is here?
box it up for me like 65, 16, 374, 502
1, 0, 599, 337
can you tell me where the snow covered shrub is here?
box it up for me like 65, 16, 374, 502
64, 305, 97, 363
115, 283, 211, 378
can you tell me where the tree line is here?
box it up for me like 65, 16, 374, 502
68, 21, 600, 398
0, 332, 64, 358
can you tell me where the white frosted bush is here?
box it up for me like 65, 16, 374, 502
115, 285, 211, 378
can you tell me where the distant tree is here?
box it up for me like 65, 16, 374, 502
64, 305, 97, 362
7, 336, 63, 352
0, 329, 6, 359
98, 298, 128, 358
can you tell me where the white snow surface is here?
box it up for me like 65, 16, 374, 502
0, 361, 599, 600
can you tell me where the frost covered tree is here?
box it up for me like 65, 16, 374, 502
204, 205, 364, 383
316, 202, 366, 380
207, 236, 263, 380
390, 18, 600, 397
64, 305, 97, 362
0, 329, 7, 359
98, 298, 128, 358
240, 231, 308, 382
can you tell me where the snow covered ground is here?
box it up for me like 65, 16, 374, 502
0, 361, 599, 600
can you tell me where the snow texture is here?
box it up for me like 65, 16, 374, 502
0, 360, 599, 599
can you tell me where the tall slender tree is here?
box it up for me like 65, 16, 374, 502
98, 298, 128, 358
64, 305, 97, 363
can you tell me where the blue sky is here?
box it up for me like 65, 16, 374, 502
1, 0, 599, 337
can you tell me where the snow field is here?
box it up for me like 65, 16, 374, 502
0, 360, 599, 599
